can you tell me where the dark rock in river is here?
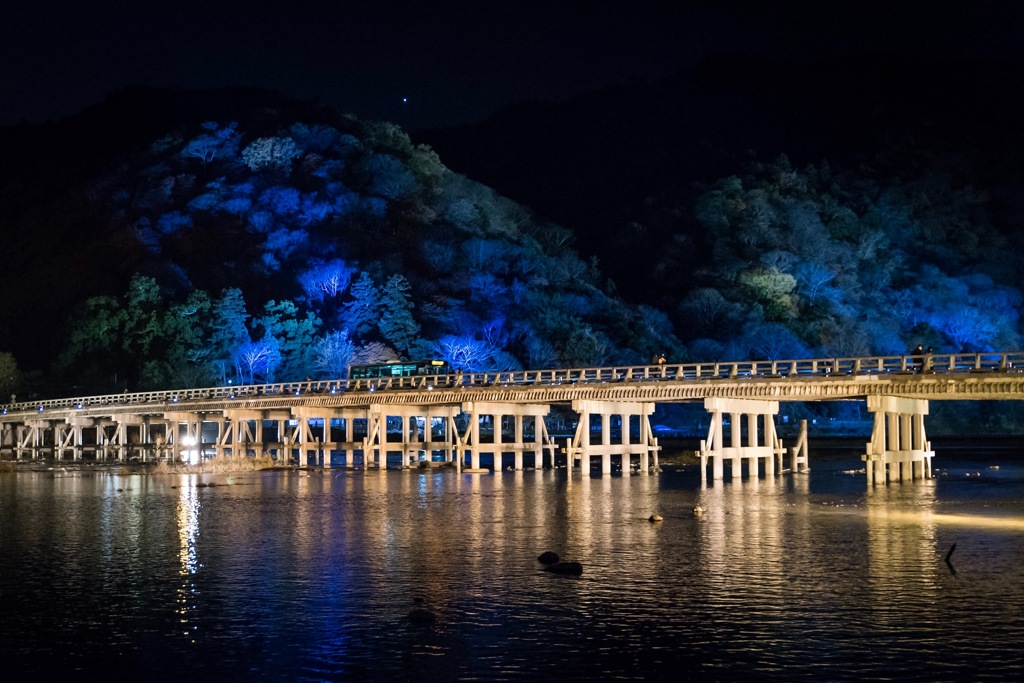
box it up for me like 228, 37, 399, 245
407, 607, 437, 624
537, 551, 560, 565
543, 561, 583, 576
408, 597, 437, 624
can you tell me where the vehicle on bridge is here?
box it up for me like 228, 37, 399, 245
348, 359, 452, 380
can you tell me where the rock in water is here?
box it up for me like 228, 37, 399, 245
648, 514, 663, 522
543, 561, 583, 576
537, 551, 560, 565
408, 607, 436, 624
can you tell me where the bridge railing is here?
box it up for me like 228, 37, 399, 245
2, 352, 1021, 417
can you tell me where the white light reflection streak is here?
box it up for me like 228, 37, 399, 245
176, 476, 201, 641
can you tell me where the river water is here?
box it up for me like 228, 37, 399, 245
1, 447, 1022, 682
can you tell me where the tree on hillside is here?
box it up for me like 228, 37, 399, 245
163, 290, 215, 387
55, 295, 129, 392
241, 136, 301, 174
433, 335, 493, 372
255, 300, 321, 380
298, 259, 354, 304
181, 121, 240, 165
313, 330, 355, 378
341, 272, 381, 339
236, 337, 280, 385
0, 352, 22, 401
379, 274, 420, 355
209, 288, 251, 383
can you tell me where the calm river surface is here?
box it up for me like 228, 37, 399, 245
2, 446, 1023, 682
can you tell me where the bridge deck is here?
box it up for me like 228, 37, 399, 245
2, 352, 1022, 422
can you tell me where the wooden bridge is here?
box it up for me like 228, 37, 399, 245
2, 352, 1022, 484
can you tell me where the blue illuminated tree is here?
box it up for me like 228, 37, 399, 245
433, 335, 492, 372
241, 136, 301, 174
364, 152, 418, 199
181, 121, 240, 165
298, 259, 355, 304
236, 337, 280, 384
312, 330, 355, 378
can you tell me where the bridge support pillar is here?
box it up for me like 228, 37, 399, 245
862, 396, 933, 485
0, 423, 12, 460
460, 403, 554, 472
567, 400, 659, 475
163, 412, 204, 464
292, 407, 372, 468
61, 416, 95, 461
699, 398, 784, 482
363, 405, 460, 470
223, 411, 255, 459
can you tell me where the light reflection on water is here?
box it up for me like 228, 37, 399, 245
177, 479, 200, 640
0, 450, 1022, 681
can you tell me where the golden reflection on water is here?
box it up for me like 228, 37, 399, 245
176, 477, 200, 639
693, 476, 794, 607
158, 463, 1023, 658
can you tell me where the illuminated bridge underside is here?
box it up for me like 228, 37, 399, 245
2, 353, 1022, 485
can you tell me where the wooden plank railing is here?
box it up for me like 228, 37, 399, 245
2, 352, 1022, 416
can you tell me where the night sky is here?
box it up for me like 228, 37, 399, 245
4, 1, 1023, 132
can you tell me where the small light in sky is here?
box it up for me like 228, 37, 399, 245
402, 97, 408, 103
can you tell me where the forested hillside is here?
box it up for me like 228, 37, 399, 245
422, 55, 1024, 362
3, 52, 1024, 408
0, 97, 677, 397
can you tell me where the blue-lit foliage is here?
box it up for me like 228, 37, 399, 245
432, 335, 494, 373
59, 119, 1024, 392
298, 259, 355, 304
55, 112, 684, 391
312, 330, 355, 378
674, 155, 1024, 359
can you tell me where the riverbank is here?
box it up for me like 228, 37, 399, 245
0, 455, 281, 475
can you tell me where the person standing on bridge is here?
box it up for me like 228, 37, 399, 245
911, 344, 925, 373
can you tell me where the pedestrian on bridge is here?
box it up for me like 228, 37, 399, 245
911, 344, 925, 373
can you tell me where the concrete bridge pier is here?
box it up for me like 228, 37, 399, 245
566, 400, 659, 475
461, 402, 554, 472
699, 397, 784, 482
164, 412, 204, 464
145, 419, 172, 460
362, 405, 457, 470
405, 407, 459, 468
283, 409, 315, 466
16, 420, 47, 460
0, 422, 11, 458
223, 410, 263, 459
863, 396, 933, 485
290, 407, 372, 468
54, 419, 82, 461
108, 414, 148, 462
